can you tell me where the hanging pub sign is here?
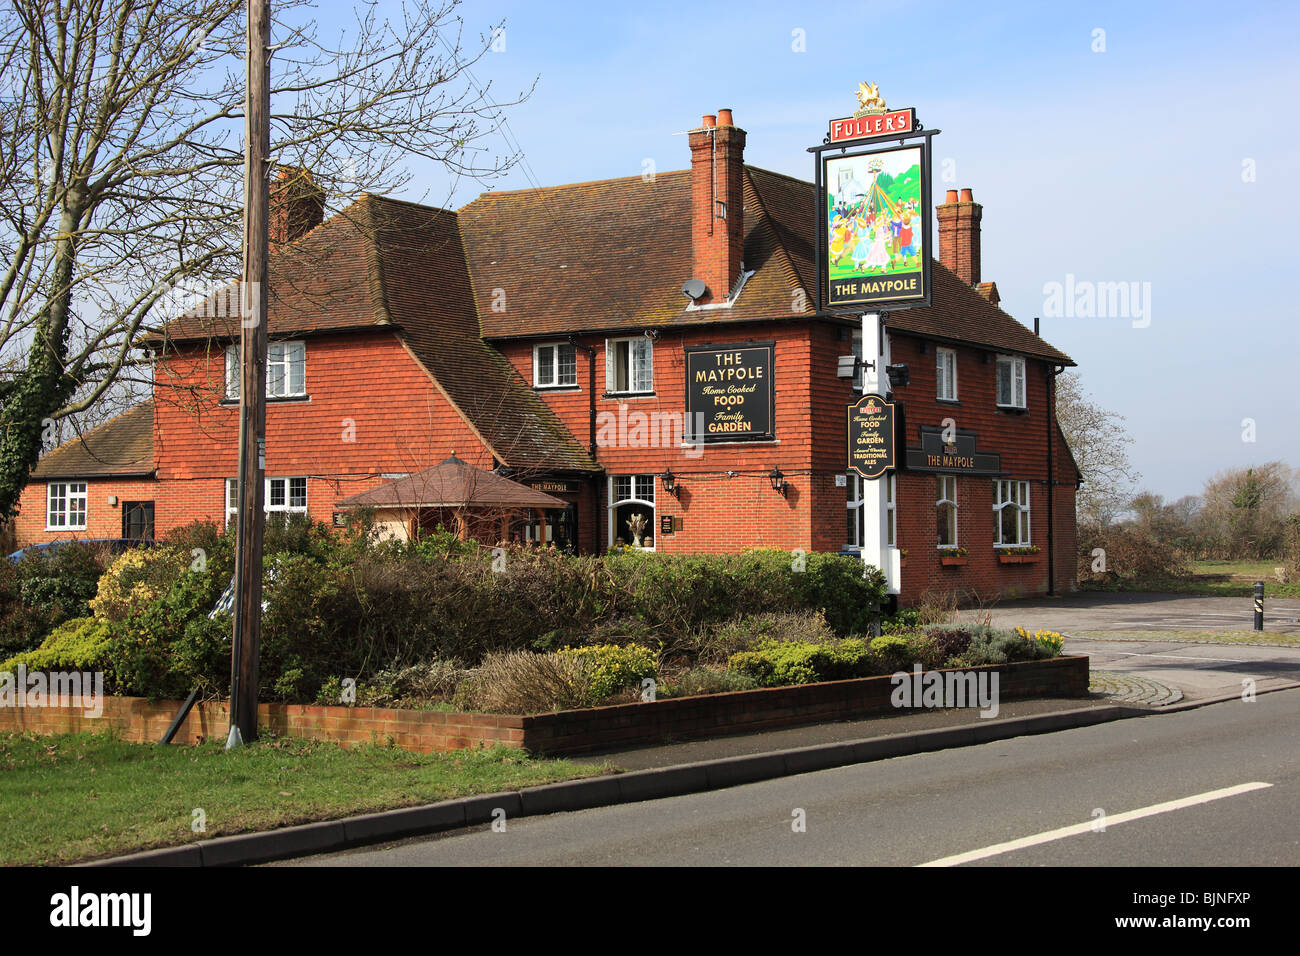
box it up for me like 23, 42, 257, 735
812, 84, 935, 313
684, 342, 775, 442
847, 392, 898, 480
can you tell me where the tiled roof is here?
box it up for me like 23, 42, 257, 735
150, 196, 598, 474
335, 454, 567, 510
459, 165, 1074, 366
32, 401, 155, 479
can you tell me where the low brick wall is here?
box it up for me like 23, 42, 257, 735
0, 656, 1087, 756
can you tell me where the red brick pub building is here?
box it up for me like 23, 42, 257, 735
16, 110, 1080, 604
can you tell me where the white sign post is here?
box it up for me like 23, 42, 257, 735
859, 312, 901, 597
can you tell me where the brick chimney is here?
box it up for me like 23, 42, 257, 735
687, 109, 746, 305
270, 167, 325, 249
936, 186, 981, 286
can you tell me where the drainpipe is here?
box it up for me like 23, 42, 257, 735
569, 335, 597, 456
1047, 361, 1063, 596
569, 335, 600, 555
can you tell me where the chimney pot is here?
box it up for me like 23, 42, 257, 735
936, 186, 983, 286
270, 166, 325, 249
688, 112, 746, 305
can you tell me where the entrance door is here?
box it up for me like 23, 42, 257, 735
122, 501, 155, 539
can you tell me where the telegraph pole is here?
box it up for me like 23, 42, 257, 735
229, 0, 270, 748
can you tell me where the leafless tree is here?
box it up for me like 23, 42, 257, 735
0, 0, 531, 516
1055, 369, 1140, 528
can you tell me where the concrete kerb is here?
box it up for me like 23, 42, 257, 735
86, 700, 1151, 868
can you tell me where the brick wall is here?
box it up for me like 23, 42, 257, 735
0, 655, 1089, 756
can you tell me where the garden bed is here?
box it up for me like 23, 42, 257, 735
0, 655, 1089, 757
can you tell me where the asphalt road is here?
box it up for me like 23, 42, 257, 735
281, 688, 1300, 867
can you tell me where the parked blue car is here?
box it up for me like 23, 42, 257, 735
6, 538, 157, 564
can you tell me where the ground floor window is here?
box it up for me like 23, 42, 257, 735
122, 501, 155, 540
46, 481, 87, 530
847, 473, 895, 548
524, 505, 577, 552
610, 475, 655, 549
994, 479, 1031, 546
226, 477, 308, 525
937, 475, 958, 548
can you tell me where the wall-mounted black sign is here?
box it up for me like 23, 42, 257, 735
684, 343, 775, 442
906, 427, 1002, 475
659, 515, 682, 536
847, 393, 898, 479
529, 480, 578, 494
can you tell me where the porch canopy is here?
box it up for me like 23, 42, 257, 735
334, 454, 565, 541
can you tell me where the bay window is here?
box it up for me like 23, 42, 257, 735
937, 475, 958, 548
994, 479, 1031, 547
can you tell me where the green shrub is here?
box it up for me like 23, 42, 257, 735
659, 666, 760, 698
727, 637, 879, 688
557, 643, 658, 700
0, 559, 49, 658
681, 610, 837, 665
868, 635, 914, 672
0, 616, 112, 674
953, 629, 1056, 667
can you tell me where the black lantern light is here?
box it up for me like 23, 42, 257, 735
768, 467, 787, 497
660, 470, 679, 499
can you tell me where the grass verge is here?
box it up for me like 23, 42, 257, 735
1072, 629, 1300, 647
0, 731, 607, 866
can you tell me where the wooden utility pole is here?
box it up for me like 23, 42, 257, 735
229, 0, 270, 748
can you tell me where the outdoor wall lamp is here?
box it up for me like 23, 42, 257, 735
768, 467, 787, 497
660, 470, 680, 499
885, 363, 910, 388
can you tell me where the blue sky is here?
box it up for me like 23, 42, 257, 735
331, 0, 1299, 501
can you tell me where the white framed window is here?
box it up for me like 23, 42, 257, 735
937, 347, 958, 401
46, 481, 87, 530
226, 476, 308, 525
534, 343, 578, 388
994, 479, 1031, 547
996, 354, 1026, 408
226, 341, 306, 399
609, 474, 656, 549
847, 473, 895, 548
937, 475, 958, 548
605, 337, 653, 394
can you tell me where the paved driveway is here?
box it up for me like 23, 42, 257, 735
984, 592, 1300, 701
985, 591, 1300, 636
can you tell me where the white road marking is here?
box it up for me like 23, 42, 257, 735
917, 782, 1274, 867
1101, 650, 1249, 664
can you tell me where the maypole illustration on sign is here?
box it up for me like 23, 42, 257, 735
816, 85, 934, 311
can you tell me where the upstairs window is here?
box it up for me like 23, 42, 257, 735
994, 479, 1031, 547
47, 481, 87, 530
534, 343, 578, 388
936, 347, 958, 401
996, 354, 1026, 408
226, 341, 306, 399
605, 337, 653, 394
